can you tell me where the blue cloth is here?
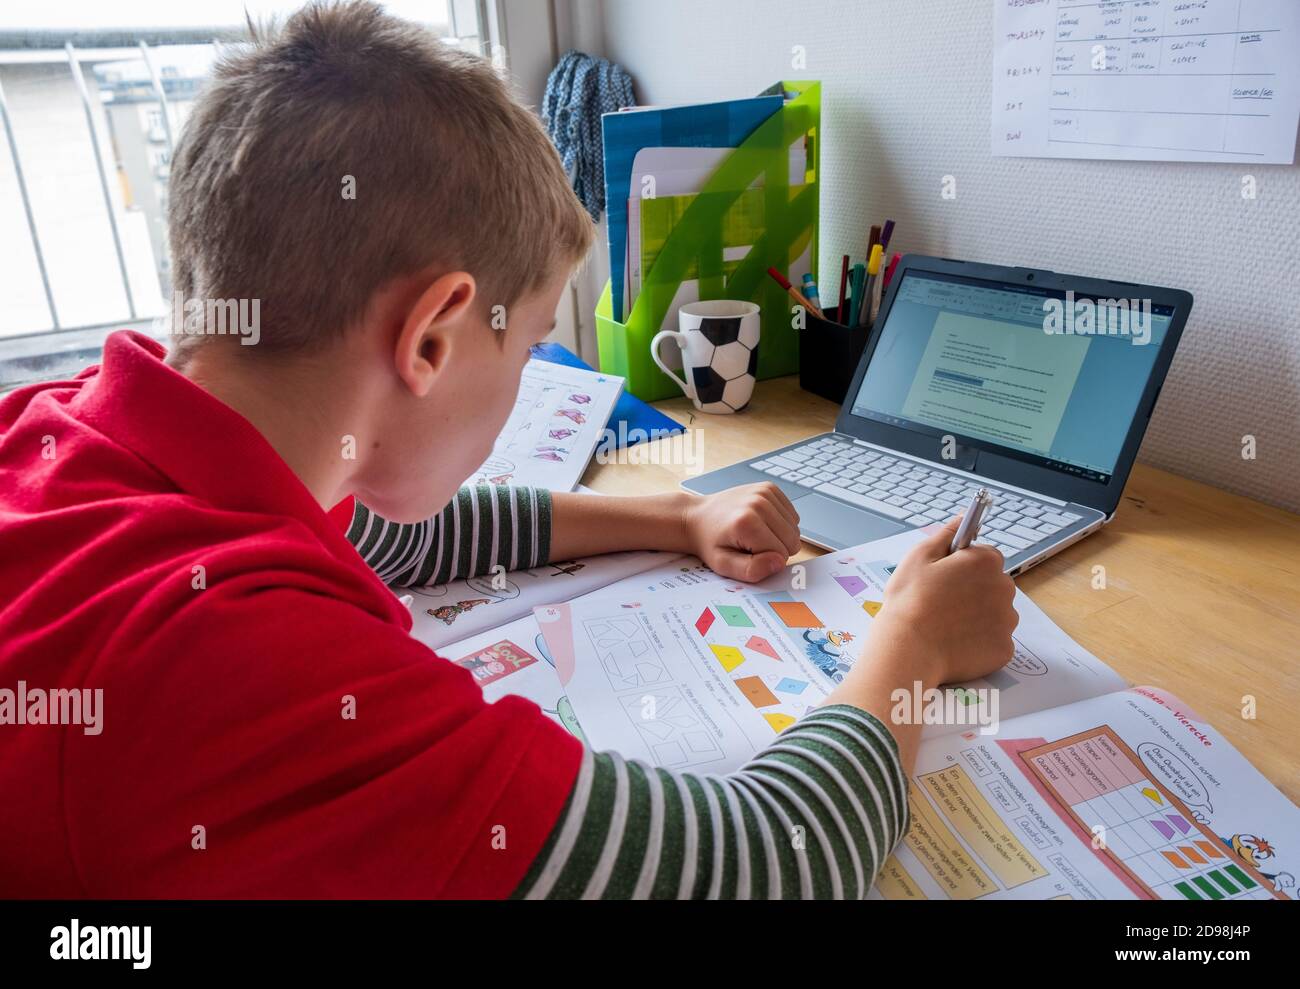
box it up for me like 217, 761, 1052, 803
529, 342, 683, 448
542, 50, 635, 221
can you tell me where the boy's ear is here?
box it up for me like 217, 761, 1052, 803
393, 271, 478, 397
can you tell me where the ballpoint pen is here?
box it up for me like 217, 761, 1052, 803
949, 488, 994, 554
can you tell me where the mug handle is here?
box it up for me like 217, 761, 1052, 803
650, 330, 693, 398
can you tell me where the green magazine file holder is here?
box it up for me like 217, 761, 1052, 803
595, 81, 821, 402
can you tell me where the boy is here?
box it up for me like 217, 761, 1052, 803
0, 1, 1016, 898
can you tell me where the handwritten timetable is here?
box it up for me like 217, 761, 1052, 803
993, 0, 1300, 162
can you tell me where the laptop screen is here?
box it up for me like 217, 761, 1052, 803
848, 269, 1175, 484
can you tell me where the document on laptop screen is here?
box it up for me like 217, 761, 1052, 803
899, 311, 1090, 455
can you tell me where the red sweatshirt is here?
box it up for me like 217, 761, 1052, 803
0, 331, 581, 898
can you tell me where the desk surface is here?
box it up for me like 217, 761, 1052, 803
584, 375, 1300, 804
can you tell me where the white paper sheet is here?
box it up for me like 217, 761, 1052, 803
993, 0, 1300, 163
466, 359, 623, 492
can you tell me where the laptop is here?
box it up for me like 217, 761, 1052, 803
683, 255, 1191, 576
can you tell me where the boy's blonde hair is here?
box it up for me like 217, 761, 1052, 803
168, 0, 593, 352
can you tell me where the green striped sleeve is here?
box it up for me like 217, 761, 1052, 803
346, 485, 552, 586
512, 705, 910, 900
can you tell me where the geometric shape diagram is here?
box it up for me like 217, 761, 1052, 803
1140, 787, 1163, 806
734, 675, 780, 708
621, 687, 724, 768
1193, 840, 1224, 859
1179, 845, 1207, 865
1150, 819, 1176, 841
1161, 850, 1190, 869
710, 644, 745, 672
745, 635, 782, 661
763, 712, 796, 733
1166, 814, 1192, 835
1191, 876, 1224, 900
695, 607, 715, 636
767, 600, 823, 628
775, 677, 808, 694
715, 604, 755, 628
861, 599, 883, 617
585, 614, 666, 691
834, 575, 867, 596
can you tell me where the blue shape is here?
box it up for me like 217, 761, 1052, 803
776, 677, 808, 695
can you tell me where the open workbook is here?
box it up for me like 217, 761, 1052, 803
406, 528, 1299, 901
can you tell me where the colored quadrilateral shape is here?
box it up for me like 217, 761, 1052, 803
695, 607, 715, 636
745, 635, 781, 661
709, 644, 745, 672
734, 675, 780, 708
834, 575, 867, 597
767, 600, 823, 628
763, 712, 796, 733
862, 600, 883, 617
716, 604, 755, 628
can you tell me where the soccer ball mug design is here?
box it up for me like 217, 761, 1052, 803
651, 300, 760, 414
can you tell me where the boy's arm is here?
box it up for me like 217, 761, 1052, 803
344, 484, 553, 586
347, 482, 803, 587
513, 705, 910, 900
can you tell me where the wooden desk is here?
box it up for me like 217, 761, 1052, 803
584, 375, 1300, 804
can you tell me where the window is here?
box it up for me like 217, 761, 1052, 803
0, 1, 480, 391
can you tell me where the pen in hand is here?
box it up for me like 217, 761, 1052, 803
948, 488, 994, 554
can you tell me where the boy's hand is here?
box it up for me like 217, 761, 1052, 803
681, 483, 802, 582
869, 517, 1018, 686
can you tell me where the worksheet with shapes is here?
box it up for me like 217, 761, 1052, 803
537, 529, 1125, 774
993, 0, 1300, 162
467, 359, 624, 491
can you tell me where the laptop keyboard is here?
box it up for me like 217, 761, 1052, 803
750, 437, 1082, 556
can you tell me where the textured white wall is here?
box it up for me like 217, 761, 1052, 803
591, 0, 1300, 511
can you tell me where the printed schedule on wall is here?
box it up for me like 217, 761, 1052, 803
993, 0, 1300, 162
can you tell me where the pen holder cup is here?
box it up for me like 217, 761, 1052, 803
798, 305, 868, 405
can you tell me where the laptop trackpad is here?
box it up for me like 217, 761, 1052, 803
796, 493, 909, 550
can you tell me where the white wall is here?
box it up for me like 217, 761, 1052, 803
577, 0, 1300, 511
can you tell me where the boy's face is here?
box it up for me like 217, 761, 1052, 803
353, 270, 570, 523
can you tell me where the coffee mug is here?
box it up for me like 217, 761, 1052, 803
651, 300, 761, 414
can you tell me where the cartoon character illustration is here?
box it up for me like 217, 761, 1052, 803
553, 408, 587, 424
548, 428, 577, 440
458, 654, 507, 683
567, 393, 592, 404
1222, 832, 1296, 896
427, 598, 491, 626
801, 628, 856, 683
